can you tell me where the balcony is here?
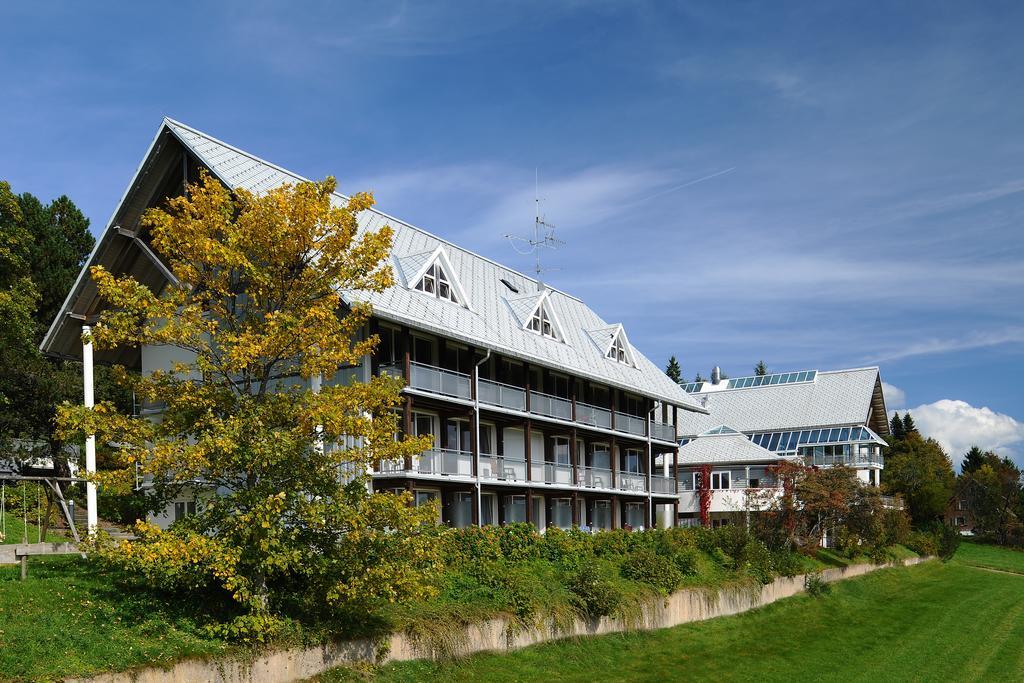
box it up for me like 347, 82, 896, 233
804, 451, 884, 468
385, 360, 678, 443
530, 461, 575, 486
618, 471, 647, 493
416, 448, 474, 476
652, 422, 676, 443
480, 455, 528, 483
576, 401, 612, 429
579, 465, 613, 489
651, 475, 676, 494
478, 378, 527, 411
529, 390, 573, 421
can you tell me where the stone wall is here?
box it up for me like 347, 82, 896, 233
69, 556, 928, 683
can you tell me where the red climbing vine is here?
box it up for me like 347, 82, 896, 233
698, 463, 712, 527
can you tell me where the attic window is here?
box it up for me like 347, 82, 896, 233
527, 302, 557, 339
607, 335, 628, 363
500, 278, 519, 294
415, 262, 459, 304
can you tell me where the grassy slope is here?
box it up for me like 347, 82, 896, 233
954, 540, 1024, 575
0, 556, 230, 681
319, 546, 1024, 682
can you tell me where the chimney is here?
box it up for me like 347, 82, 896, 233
711, 366, 721, 385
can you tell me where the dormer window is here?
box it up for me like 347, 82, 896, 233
528, 304, 556, 338
405, 246, 469, 308
607, 335, 627, 363
415, 262, 459, 304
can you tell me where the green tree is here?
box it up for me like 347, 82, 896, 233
882, 432, 956, 524
961, 446, 989, 474
57, 172, 441, 639
665, 356, 682, 384
902, 412, 918, 434
890, 412, 905, 439
19, 192, 94, 335
694, 372, 707, 384
754, 360, 768, 376
961, 453, 1023, 545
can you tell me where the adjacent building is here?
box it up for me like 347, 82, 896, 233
41, 118, 707, 531
675, 367, 891, 526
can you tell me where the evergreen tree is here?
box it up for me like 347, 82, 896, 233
890, 412, 905, 439
694, 372, 707, 383
754, 360, 768, 376
961, 445, 990, 474
664, 356, 682, 384
902, 412, 918, 434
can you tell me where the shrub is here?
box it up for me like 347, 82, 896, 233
738, 539, 774, 585
592, 529, 636, 557
621, 549, 683, 595
540, 527, 592, 568
672, 547, 700, 576
904, 530, 939, 557
710, 547, 733, 569
771, 549, 804, 577
805, 573, 831, 598
497, 523, 540, 562
566, 561, 624, 619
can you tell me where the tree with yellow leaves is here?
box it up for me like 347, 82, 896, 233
57, 172, 438, 640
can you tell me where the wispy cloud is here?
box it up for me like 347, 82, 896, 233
868, 328, 1024, 364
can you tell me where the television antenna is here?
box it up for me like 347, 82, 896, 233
506, 170, 564, 278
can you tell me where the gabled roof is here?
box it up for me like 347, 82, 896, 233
42, 118, 705, 411
401, 245, 471, 309
680, 367, 889, 437
678, 431, 799, 466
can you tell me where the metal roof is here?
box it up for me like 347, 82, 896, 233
680, 367, 889, 437
43, 118, 704, 412
677, 432, 799, 465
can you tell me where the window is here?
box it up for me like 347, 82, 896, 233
174, 500, 197, 522
624, 448, 642, 474
607, 335, 628, 363
414, 490, 438, 507
505, 495, 527, 523
711, 471, 731, 490
528, 302, 557, 339
414, 262, 460, 304
414, 413, 435, 443
552, 436, 571, 465
749, 478, 761, 489
711, 518, 730, 529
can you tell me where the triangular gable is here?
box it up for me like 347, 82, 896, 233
403, 245, 470, 310
504, 293, 542, 327
520, 289, 565, 341
702, 425, 740, 435
587, 323, 635, 367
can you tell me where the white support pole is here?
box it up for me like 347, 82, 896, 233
82, 325, 98, 536
311, 373, 324, 455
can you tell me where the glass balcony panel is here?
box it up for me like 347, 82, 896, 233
576, 401, 612, 429
529, 390, 573, 420
618, 471, 647, 492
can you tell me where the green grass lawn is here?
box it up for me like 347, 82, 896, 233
953, 540, 1024, 575
0, 513, 68, 545
318, 546, 1024, 682
0, 556, 231, 681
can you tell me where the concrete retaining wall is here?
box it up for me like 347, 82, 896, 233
69, 556, 928, 683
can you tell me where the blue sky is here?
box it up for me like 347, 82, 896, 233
2, 1, 1022, 465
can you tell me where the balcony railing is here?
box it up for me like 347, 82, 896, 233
651, 422, 676, 442
576, 401, 612, 429
617, 413, 647, 437
385, 360, 681, 443
416, 448, 473, 477
478, 378, 527, 411
579, 465, 613, 490
804, 451, 884, 468
618, 471, 647, 493
529, 390, 573, 421
651, 475, 676, 494
531, 461, 575, 486
480, 455, 528, 483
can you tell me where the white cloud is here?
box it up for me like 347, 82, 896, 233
882, 382, 906, 410
909, 399, 1024, 468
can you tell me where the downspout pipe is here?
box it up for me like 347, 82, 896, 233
474, 349, 492, 526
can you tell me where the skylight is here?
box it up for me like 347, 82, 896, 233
725, 371, 817, 390
703, 425, 740, 435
